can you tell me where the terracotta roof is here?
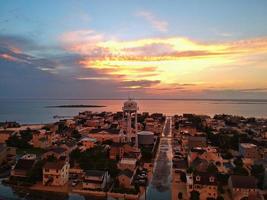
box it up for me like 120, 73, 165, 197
119, 169, 133, 178
230, 175, 257, 189
47, 147, 67, 154
43, 161, 66, 170
90, 128, 120, 134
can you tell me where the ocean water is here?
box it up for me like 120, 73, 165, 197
0, 99, 267, 124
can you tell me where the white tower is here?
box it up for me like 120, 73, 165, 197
122, 99, 138, 144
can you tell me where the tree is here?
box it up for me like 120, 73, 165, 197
251, 164, 265, 188
207, 163, 218, 173
71, 129, 81, 140
233, 157, 243, 167
190, 190, 200, 200
27, 160, 45, 184
6, 134, 32, 148
233, 166, 249, 176
180, 172, 187, 183
178, 192, 183, 200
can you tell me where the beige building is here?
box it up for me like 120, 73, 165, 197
239, 143, 258, 159
118, 158, 137, 171
43, 160, 69, 186
0, 143, 16, 166
0, 130, 14, 143
31, 130, 56, 149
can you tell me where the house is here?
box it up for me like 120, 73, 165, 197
31, 130, 56, 149
43, 160, 69, 186
11, 158, 36, 178
0, 130, 14, 143
188, 136, 207, 150
78, 137, 97, 151
228, 175, 258, 200
42, 147, 68, 160
0, 143, 16, 166
118, 158, 137, 171
88, 128, 125, 143
82, 170, 110, 190
239, 143, 258, 159
186, 172, 218, 200
118, 169, 134, 188
173, 160, 187, 172
109, 143, 124, 160
123, 144, 141, 160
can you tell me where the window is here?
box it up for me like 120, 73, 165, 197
209, 177, 214, 182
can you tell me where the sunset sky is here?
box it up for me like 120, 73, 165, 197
1, 0, 267, 99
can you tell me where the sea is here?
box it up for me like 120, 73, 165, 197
0, 99, 267, 124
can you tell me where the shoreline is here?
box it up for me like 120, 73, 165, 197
46, 104, 106, 108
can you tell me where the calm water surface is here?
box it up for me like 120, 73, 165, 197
0, 99, 267, 124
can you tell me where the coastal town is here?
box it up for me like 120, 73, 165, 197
0, 99, 266, 200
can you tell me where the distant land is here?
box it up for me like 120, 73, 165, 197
46, 104, 106, 108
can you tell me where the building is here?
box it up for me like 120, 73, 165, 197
122, 99, 138, 144
118, 158, 137, 171
118, 169, 134, 188
239, 143, 258, 159
43, 160, 69, 186
88, 128, 125, 143
82, 170, 110, 190
186, 172, 218, 200
228, 175, 258, 200
188, 136, 207, 150
31, 130, 56, 149
109, 143, 124, 160
11, 159, 36, 178
78, 137, 97, 151
0, 130, 14, 143
0, 143, 16, 166
42, 147, 68, 160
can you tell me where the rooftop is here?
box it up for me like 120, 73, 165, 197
230, 175, 257, 189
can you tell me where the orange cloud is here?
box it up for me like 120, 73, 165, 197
61, 31, 267, 92
136, 11, 168, 32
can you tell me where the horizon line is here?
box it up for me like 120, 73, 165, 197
1, 97, 267, 102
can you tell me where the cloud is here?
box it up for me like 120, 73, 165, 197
136, 11, 168, 32
120, 80, 160, 89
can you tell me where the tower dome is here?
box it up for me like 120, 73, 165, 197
122, 99, 138, 112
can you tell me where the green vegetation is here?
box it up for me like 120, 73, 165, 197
26, 160, 46, 184
190, 190, 200, 200
206, 163, 218, 173
70, 145, 119, 177
251, 164, 265, 189
71, 129, 81, 140
16, 147, 45, 156
6, 129, 33, 148
140, 147, 153, 161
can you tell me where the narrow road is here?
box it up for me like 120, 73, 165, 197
145, 116, 173, 200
